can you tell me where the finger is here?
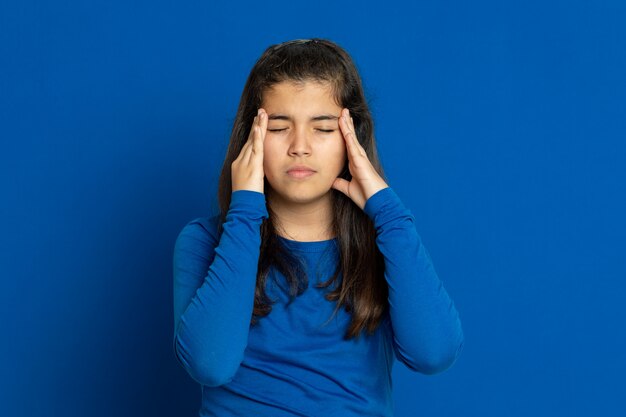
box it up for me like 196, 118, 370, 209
250, 110, 267, 163
340, 111, 364, 157
238, 114, 258, 163
236, 140, 251, 163
338, 111, 353, 148
239, 117, 257, 162
341, 109, 358, 148
246, 110, 267, 164
344, 110, 366, 155
243, 127, 257, 165
257, 108, 267, 145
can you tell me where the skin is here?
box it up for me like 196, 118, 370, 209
238, 79, 389, 242
261, 80, 346, 241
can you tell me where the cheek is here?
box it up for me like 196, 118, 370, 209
318, 139, 347, 174
262, 140, 283, 175
263, 140, 278, 160
331, 135, 347, 162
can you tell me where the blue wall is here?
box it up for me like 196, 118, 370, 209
1, 1, 624, 416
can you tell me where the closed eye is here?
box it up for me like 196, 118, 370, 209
268, 128, 335, 133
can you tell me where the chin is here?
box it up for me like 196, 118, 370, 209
271, 184, 331, 204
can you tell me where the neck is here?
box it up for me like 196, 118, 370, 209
267, 190, 335, 242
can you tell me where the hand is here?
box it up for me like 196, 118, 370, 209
331, 108, 389, 210
231, 108, 267, 193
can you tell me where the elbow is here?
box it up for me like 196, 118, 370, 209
415, 339, 464, 375
187, 357, 239, 387
397, 334, 465, 376
173, 335, 241, 387
192, 365, 238, 388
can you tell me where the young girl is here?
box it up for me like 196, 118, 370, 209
173, 38, 464, 417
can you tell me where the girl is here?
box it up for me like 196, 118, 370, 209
173, 38, 464, 417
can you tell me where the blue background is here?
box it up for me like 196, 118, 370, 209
1, 1, 625, 416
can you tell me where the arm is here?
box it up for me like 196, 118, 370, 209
363, 187, 464, 375
172, 190, 268, 386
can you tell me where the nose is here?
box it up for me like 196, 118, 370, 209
287, 126, 312, 157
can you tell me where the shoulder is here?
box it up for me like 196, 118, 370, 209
174, 214, 222, 254
179, 214, 221, 234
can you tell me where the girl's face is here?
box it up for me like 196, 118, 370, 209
261, 80, 347, 206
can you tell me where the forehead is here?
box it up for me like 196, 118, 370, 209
261, 80, 340, 109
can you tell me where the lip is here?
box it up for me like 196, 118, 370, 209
286, 165, 316, 173
287, 170, 316, 179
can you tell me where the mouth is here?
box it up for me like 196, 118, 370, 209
286, 170, 316, 179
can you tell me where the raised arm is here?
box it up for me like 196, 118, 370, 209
172, 190, 268, 386
363, 187, 464, 375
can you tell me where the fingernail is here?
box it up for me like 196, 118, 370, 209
258, 109, 262, 116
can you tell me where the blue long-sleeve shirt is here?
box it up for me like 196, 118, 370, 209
173, 187, 464, 416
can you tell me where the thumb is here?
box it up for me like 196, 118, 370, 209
332, 178, 350, 197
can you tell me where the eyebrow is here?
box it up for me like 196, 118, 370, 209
267, 113, 339, 122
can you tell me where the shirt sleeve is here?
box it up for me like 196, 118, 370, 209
172, 190, 268, 387
363, 187, 465, 375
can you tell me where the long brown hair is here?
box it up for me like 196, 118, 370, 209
214, 38, 389, 340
